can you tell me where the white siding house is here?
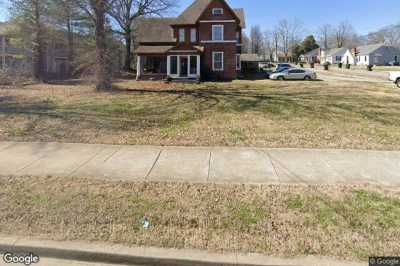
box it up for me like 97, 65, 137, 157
355, 44, 400, 65
320, 47, 349, 64
341, 49, 356, 65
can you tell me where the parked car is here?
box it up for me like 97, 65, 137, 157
389, 71, 400, 87
388, 61, 400, 66
272, 66, 291, 74
275, 63, 292, 71
270, 68, 317, 81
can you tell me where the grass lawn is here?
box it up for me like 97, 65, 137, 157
1, 78, 400, 149
1, 175, 399, 261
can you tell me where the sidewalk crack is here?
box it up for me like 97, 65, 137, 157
67, 148, 105, 177
145, 150, 162, 180
261, 149, 280, 182
207, 151, 212, 182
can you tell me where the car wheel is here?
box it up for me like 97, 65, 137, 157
396, 78, 400, 88
278, 76, 284, 80
304, 75, 311, 81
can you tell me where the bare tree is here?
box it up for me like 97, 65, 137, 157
241, 32, 250, 53
335, 21, 354, 48
107, 0, 174, 71
263, 30, 273, 61
272, 29, 279, 62
318, 24, 332, 49
276, 19, 303, 59
250, 25, 264, 56
76, 0, 111, 90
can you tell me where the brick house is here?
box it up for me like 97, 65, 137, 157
134, 0, 245, 81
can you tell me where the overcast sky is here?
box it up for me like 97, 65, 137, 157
1, 0, 399, 35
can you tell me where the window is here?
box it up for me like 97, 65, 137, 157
236, 54, 241, 70
395, 56, 398, 62
170, 56, 178, 75
212, 8, 223, 15
236, 32, 240, 43
212, 25, 224, 41
190, 28, 197, 43
365, 56, 367, 61
212, 52, 224, 71
335, 56, 342, 62
179, 28, 185, 42
190, 56, 197, 75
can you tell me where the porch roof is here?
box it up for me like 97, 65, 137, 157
135, 45, 174, 54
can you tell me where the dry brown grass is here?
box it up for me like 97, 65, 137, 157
1, 78, 400, 149
1, 175, 399, 261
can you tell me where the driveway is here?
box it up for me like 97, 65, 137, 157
0, 141, 399, 186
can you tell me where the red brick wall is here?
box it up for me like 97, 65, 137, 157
198, 0, 240, 80
201, 43, 237, 80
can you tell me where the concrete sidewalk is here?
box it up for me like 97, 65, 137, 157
0, 141, 399, 186
0, 235, 364, 266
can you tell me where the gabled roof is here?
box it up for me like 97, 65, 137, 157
355, 43, 391, 56
173, 0, 213, 25
172, 0, 244, 28
324, 47, 348, 56
233, 8, 245, 28
303, 48, 320, 57
357, 44, 384, 55
136, 18, 176, 43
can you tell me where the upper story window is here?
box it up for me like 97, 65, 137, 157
212, 8, 223, 15
212, 25, 224, 41
190, 28, 197, 43
236, 31, 240, 43
179, 28, 185, 43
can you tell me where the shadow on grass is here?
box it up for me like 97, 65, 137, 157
1, 82, 400, 132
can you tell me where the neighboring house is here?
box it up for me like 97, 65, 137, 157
353, 44, 400, 66
0, 21, 70, 78
341, 49, 356, 65
273, 51, 295, 63
320, 47, 348, 64
0, 22, 29, 71
134, 0, 245, 81
299, 48, 321, 63
240, 53, 261, 72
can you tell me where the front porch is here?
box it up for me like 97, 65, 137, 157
136, 54, 201, 81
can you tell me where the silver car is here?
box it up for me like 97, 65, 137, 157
270, 68, 317, 80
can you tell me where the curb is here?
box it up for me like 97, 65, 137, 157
0, 236, 364, 266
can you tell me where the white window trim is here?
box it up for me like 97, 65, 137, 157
167, 55, 200, 78
199, 20, 236, 23
201, 40, 236, 43
236, 54, 241, 70
179, 28, 185, 43
212, 52, 224, 71
212, 8, 223, 15
190, 28, 197, 43
212, 25, 224, 41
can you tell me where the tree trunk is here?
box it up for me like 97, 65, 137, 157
124, 32, 132, 71
66, 10, 74, 77
32, 0, 44, 81
93, 0, 111, 90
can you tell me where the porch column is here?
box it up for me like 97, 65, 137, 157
167, 55, 171, 76
196, 55, 200, 77
136, 55, 141, 80
177, 55, 181, 77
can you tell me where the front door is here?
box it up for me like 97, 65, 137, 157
180, 56, 188, 77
